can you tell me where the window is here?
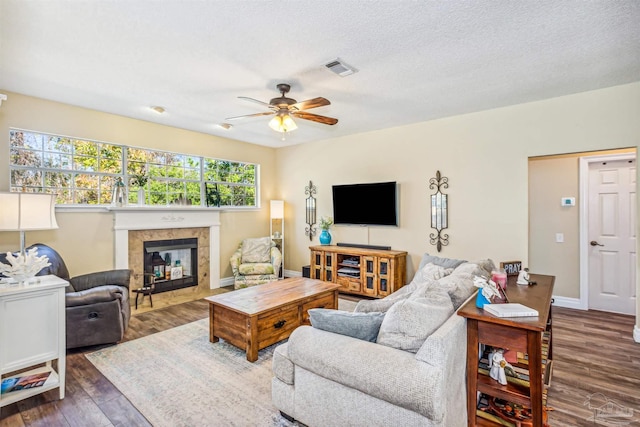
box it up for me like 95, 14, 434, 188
9, 129, 259, 208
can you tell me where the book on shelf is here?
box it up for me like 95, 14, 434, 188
483, 303, 539, 318
1, 371, 51, 394
476, 394, 516, 427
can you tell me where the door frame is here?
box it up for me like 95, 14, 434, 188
578, 152, 637, 311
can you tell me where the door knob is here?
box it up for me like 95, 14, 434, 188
590, 241, 604, 247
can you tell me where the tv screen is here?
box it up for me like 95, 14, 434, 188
332, 181, 398, 226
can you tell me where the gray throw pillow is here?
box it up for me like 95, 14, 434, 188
376, 294, 454, 353
418, 253, 466, 271
308, 309, 385, 342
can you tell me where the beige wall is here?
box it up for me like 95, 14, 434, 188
276, 83, 640, 300
0, 91, 277, 278
529, 155, 582, 298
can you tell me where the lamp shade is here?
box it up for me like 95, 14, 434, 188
270, 200, 284, 219
0, 192, 59, 231
268, 114, 298, 133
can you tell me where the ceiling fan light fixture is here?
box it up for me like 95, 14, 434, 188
269, 113, 297, 133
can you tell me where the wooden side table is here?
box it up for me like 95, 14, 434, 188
0, 275, 67, 411
458, 274, 554, 427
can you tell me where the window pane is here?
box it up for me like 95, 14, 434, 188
21, 132, 45, 150
74, 155, 98, 171
186, 182, 201, 205
186, 156, 200, 169
75, 173, 99, 189
44, 136, 72, 153
43, 152, 72, 169
11, 169, 42, 188
217, 184, 232, 206
45, 171, 72, 188
11, 148, 42, 167
99, 144, 122, 173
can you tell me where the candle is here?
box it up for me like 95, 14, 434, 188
492, 269, 508, 291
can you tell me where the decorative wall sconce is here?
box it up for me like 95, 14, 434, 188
429, 171, 449, 252
305, 180, 317, 241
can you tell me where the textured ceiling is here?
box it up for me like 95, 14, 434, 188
1, 1, 639, 148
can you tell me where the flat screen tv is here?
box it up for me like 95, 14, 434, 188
332, 181, 398, 226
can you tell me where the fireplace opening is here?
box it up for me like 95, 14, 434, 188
143, 238, 198, 293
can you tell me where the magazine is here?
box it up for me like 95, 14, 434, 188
1, 371, 51, 394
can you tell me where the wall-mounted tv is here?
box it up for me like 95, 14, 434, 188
332, 181, 398, 226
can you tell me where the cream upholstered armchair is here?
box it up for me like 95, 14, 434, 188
230, 237, 282, 289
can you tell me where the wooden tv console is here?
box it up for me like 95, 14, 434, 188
309, 245, 407, 298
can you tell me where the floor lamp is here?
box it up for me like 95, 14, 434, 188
0, 192, 59, 281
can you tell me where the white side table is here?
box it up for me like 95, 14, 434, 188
0, 275, 67, 410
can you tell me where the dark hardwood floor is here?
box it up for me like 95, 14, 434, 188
0, 303, 638, 426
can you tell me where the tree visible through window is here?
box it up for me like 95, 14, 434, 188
9, 130, 259, 207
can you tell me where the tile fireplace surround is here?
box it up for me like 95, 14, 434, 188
111, 207, 221, 306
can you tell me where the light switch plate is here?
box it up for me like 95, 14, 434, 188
561, 197, 575, 207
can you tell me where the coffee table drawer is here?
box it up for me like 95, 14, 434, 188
257, 305, 300, 347
301, 292, 336, 325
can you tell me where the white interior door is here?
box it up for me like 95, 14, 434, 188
588, 158, 636, 314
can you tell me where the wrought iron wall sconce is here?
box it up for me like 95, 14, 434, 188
305, 180, 317, 241
429, 171, 449, 252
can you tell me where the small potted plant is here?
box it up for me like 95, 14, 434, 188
129, 169, 148, 205
319, 216, 333, 245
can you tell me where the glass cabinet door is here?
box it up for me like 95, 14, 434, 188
363, 256, 377, 296
377, 257, 391, 297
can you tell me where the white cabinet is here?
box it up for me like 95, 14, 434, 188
0, 275, 67, 409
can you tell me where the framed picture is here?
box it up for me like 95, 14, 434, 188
500, 261, 522, 276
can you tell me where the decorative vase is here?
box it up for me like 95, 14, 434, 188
476, 290, 491, 308
137, 188, 146, 205
319, 229, 332, 245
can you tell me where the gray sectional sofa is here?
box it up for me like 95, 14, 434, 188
272, 255, 495, 427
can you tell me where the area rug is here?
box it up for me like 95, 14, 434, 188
86, 298, 358, 426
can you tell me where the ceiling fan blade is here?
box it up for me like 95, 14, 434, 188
290, 97, 330, 111
292, 111, 338, 125
225, 111, 275, 120
238, 96, 271, 107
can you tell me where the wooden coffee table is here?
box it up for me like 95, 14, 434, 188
205, 277, 341, 362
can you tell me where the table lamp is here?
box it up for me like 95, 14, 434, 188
0, 192, 59, 282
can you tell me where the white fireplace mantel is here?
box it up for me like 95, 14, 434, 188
111, 207, 221, 289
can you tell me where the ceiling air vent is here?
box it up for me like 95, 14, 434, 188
324, 58, 357, 77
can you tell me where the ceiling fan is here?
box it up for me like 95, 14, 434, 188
225, 83, 338, 135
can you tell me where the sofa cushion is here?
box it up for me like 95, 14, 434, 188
354, 263, 450, 314
437, 261, 495, 309
273, 343, 295, 385
412, 263, 453, 284
238, 262, 275, 275
240, 237, 272, 263
309, 309, 385, 342
418, 253, 466, 271
377, 289, 454, 353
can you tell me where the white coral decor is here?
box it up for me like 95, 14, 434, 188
473, 276, 501, 300
0, 248, 51, 283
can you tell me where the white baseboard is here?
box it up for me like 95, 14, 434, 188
285, 269, 302, 278
634, 326, 640, 343
219, 276, 235, 288
551, 295, 587, 310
